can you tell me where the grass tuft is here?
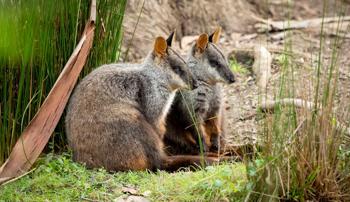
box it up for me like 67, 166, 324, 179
230, 58, 249, 75
0, 153, 247, 201
245, 1, 350, 201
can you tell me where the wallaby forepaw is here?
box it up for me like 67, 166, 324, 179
194, 89, 210, 115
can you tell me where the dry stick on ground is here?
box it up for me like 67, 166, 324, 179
260, 98, 315, 112
254, 16, 350, 33
0, 0, 96, 185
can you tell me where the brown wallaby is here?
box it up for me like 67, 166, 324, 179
65, 33, 220, 172
164, 28, 235, 156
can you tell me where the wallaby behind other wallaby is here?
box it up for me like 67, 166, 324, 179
164, 28, 235, 156
65, 33, 219, 172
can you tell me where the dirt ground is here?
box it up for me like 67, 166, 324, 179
121, 0, 350, 147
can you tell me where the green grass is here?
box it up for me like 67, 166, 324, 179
229, 58, 249, 75
0, 154, 247, 201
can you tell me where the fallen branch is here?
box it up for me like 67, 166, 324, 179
255, 16, 350, 33
260, 98, 315, 112
0, 0, 96, 185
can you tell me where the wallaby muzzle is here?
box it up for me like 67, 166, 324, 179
220, 68, 236, 84
226, 73, 235, 84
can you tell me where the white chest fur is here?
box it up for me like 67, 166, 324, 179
155, 89, 176, 130
160, 90, 177, 123
155, 90, 177, 135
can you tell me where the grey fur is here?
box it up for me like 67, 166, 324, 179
164, 38, 234, 155
65, 45, 192, 171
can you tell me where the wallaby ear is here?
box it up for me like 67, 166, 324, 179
209, 27, 222, 44
166, 30, 176, 47
154, 36, 168, 57
196, 33, 209, 53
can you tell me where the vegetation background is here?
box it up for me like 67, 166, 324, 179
0, 0, 126, 163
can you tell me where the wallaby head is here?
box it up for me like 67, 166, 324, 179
151, 32, 196, 90
190, 27, 235, 84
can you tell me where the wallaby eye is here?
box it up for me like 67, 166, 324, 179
209, 60, 220, 68
172, 65, 182, 75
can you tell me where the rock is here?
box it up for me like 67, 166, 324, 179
121, 186, 139, 195
114, 195, 150, 202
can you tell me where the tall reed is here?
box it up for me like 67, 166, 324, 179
0, 0, 127, 164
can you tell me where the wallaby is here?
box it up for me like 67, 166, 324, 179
65, 33, 221, 172
164, 28, 235, 156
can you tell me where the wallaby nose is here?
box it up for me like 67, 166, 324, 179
227, 74, 235, 84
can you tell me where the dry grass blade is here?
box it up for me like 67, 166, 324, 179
0, 168, 36, 187
0, 0, 96, 184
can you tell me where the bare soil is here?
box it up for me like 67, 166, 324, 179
121, 0, 350, 146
